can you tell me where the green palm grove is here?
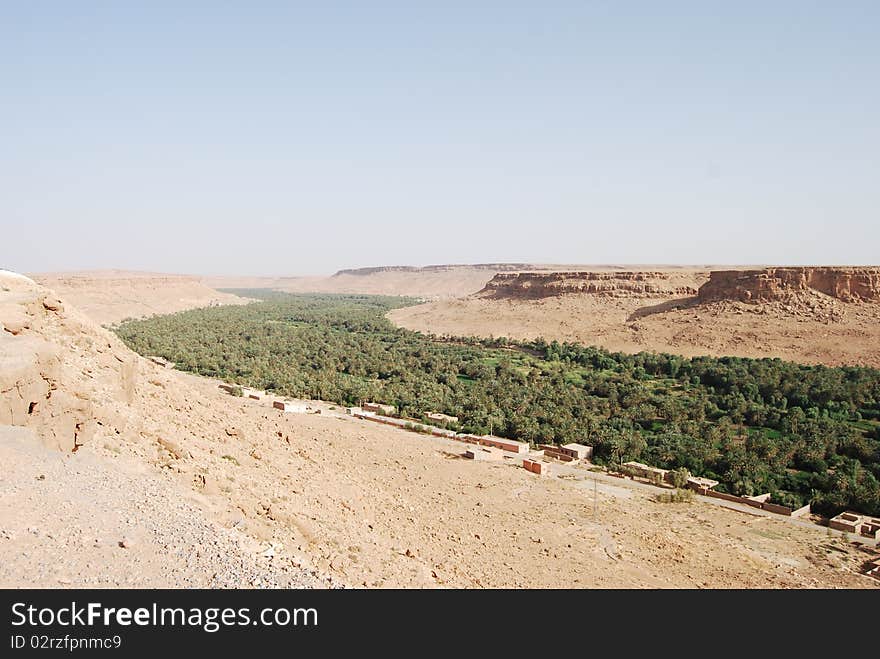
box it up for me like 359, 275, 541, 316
114, 291, 880, 517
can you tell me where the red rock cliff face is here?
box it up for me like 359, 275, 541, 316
478, 272, 701, 299
698, 268, 880, 303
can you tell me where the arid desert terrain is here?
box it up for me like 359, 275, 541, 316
388, 267, 880, 368
2, 268, 878, 589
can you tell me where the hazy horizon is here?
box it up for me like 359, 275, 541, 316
23, 261, 880, 281
3, 3, 879, 275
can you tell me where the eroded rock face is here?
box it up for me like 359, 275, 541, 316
477, 271, 701, 299
0, 271, 136, 451
698, 268, 880, 303
0, 334, 57, 427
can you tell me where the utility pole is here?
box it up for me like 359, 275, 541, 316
593, 478, 598, 518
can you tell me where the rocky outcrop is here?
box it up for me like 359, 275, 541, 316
698, 268, 880, 304
477, 271, 701, 300
0, 271, 139, 451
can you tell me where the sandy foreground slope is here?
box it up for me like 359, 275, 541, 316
1, 271, 877, 588
0, 425, 328, 588
30, 270, 250, 325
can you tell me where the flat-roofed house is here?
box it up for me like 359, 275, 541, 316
464, 446, 503, 461
362, 402, 396, 416
539, 444, 576, 462
427, 412, 459, 425
536, 443, 592, 462
860, 517, 880, 539
272, 400, 309, 413
686, 476, 720, 492
523, 459, 549, 475
622, 461, 669, 483
242, 387, 262, 400
829, 511, 864, 534
479, 435, 529, 454
561, 443, 593, 460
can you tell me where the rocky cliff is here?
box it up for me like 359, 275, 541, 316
477, 271, 702, 300
0, 271, 138, 451
698, 268, 880, 303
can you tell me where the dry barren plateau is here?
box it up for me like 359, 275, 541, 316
389, 267, 880, 368
1, 269, 879, 589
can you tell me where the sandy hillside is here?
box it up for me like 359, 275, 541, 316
31, 270, 250, 325
390, 269, 880, 368
1, 270, 877, 588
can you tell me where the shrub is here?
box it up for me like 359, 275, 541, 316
670, 467, 690, 489
655, 489, 694, 504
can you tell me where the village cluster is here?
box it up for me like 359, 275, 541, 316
353, 402, 595, 476
214, 381, 880, 582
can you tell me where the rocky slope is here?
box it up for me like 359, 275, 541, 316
698, 267, 880, 304
478, 271, 704, 300
0, 272, 129, 452
0, 271, 335, 587
0, 425, 325, 588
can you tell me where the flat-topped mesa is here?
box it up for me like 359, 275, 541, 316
332, 264, 544, 277
698, 267, 880, 304
477, 271, 700, 300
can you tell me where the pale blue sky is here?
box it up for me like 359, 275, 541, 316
2, 2, 878, 275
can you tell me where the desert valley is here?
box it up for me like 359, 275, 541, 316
389, 266, 880, 368
6, 8, 880, 653
2, 265, 879, 589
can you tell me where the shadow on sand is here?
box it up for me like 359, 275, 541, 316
627, 296, 700, 321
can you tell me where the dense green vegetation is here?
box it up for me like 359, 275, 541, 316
114, 291, 880, 516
